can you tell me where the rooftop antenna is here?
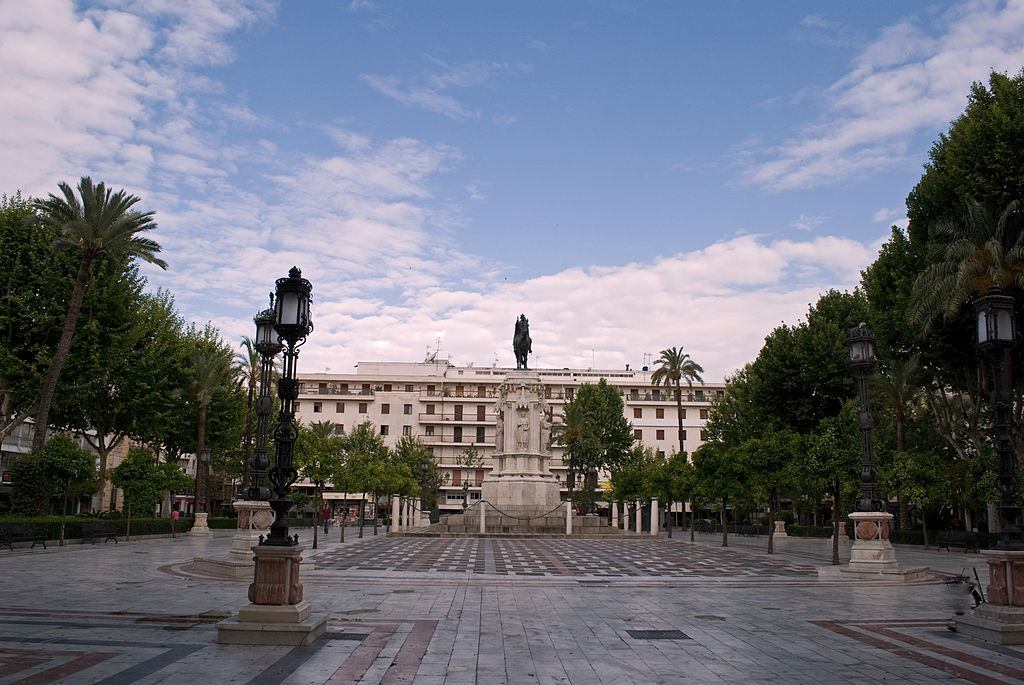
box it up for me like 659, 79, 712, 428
643, 352, 653, 370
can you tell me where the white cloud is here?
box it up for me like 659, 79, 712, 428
745, 0, 1024, 191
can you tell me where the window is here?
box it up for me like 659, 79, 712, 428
336, 402, 344, 413
476, 426, 485, 443
682, 430, 687, 441
361, 383, 371, 394
358, 402, 368, 413
680, 408, 687, 419
700, 429, 708, 441
337, 424, 344, 433
383, 384, 392, 392
403, 404, 412, 415
318, 382, 327, 394
402, 425, 411, 436
340, 383, 348, 394
477, 385, 486, 398
656, 408, 664, 419
633, 429, 642, 440
566, 388, 574, 400
452, 470, 462, 486
629, 390, 639, 400
455, 385, 464, 397
381, 403, 390, 415
633, 408, 642, 418
454, 426, 463, 443
656, 429, 665, 440
295, 402, 300, 411
427, 384, 436, 395
426, 425, 435, 436
475, 469, 484, 486
700, 408, 708, 420
380, 425, 389, 436
544, 386, 552, 399
477, 405, 485, 421
695, 390, 704, 400
405, 384, 414, 392
652, 389, 661, 400
313, 401, 323, 413
455, 405, 463, 421
426, 404, 435, 415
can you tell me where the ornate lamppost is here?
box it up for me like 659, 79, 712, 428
264, 267, 313, 547
462, 479, 470, 510
839, 322, 901, 576
587, 461, 598, 515
975, 285, 1022, 550
847, 323, 882, 513
247, 299, 282, 502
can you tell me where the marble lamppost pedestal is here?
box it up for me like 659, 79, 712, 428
956, 550, 1024, 644
193, 501, 276, 578
818, 512, 927, 581
216, 542, 327, 645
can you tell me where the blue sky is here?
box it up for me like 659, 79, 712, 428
4, 0, 1024, 379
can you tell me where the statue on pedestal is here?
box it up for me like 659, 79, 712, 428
513, 314, 532, 369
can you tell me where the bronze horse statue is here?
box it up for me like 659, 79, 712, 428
513, 314, 532, 369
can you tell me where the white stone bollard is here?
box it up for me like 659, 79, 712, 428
479, 501, 486, 535
566, 501, 573, 536
651, 498, 659, 536
635, 500, 642, 534
405, 499, 412, 529
623, 502, 630, 531
391, 495, 400, 533
611, 502, 619, 528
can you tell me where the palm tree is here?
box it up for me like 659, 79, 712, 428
185, 346, 229, 513
651, 346, 705, 453
31, 177, 166, 453
551, 402, 598, 496
910, 199, 1023, 334
235, 336, 261, 488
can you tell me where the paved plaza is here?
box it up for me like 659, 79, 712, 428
1, 527, 1021, 684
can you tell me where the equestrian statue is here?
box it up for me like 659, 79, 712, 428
513, 314, 532, 369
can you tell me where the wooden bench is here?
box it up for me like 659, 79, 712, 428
0, 523, 47, 550
81, 521, 122, 544
937, 530, 978, 553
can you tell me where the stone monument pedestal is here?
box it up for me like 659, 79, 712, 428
956, 549, 1024, 644
773, 520, 788, 537
217, 543, 326, 645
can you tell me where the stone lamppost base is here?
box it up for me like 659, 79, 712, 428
194, 501, 276, 578
216, 543, 326, 646
818, 512, 928, 581
188, 511, 212, 537
955, 549, 1024, 644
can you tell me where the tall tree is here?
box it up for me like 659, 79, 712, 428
651, 346, 704, 452
295, 420, 343, 548
31, 178, 166, 453
235, 336, 261, 489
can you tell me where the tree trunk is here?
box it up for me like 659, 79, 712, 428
60, 490, 68, 547
721, 497, 728, 547
32, 257, 92, 454
665, 501, 673, 538
690, 509, 695, 542
312, 486, 320, 549
675, 382, 684, 451
358, 498, 365, 538
922, 513, 930, 549
340, 492, 347, 542
373, 492, 379, 535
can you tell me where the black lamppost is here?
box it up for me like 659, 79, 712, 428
263, 267, 313, 547
420, 458, 429, 518
462, 479, 470, 510
587, 461, 598, 515
976, 285, 1022, 550
247, 298, 282, 502
847, 322, 882, 513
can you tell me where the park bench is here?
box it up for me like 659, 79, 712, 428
937, 530, 978, 553
81, 521, 121, 544
0, 523, 47, 550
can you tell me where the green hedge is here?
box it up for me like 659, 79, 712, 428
0, 515, 193, 540
786, 524, 847, 538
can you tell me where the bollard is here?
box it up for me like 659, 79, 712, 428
391, 495, 400, 534
635, 500, 642, 534
623, 502, 630, 532
651, 498, 659, 536
479, 501, 486, 535
611, 501, 619, 528
566, 501, 573, 536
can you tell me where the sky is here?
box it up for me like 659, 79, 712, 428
4, 0, 1024, 381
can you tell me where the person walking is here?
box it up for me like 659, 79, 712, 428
323, 505, 332, 534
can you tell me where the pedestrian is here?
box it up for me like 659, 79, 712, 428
323, 504, 331, 534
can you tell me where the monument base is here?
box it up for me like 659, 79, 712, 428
188, 512, 212, 537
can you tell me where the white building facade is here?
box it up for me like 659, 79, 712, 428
295, 361, 723, 515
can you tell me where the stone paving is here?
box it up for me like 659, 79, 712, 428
0, 527, 1021, 684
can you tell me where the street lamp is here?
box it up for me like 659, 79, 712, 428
420, 458, 429, 518
247, 297, 283, 502
587, 461, 598, 515
462, 478, 470, 510
264, 267, 313, 547
847, 322, 882, 513
976, 285, 1022, 550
